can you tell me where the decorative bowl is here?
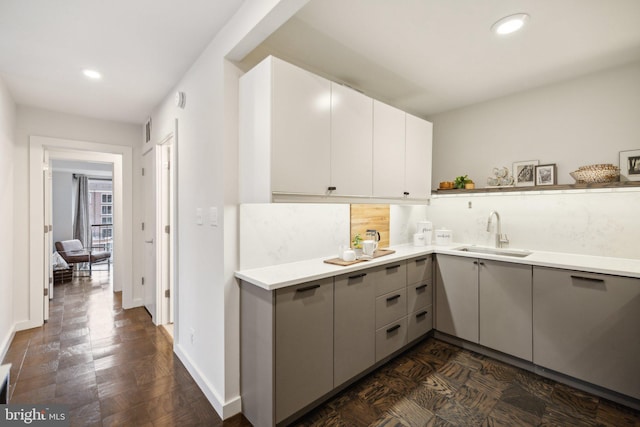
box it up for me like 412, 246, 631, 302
569, 164, 620, 183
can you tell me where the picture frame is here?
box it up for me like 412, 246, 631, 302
619, 149, 640, 181
513, 160, 539, 187
535, 164, 557, 186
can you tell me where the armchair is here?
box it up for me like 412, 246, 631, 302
55, 239, 111, 276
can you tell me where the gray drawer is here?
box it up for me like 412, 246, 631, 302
407, 256, 432, 286
408, 305, 433, 343
375, 288, 407, 329
375, 317, 407, 362
407, 282, 433, 313
373, 261, 407, 296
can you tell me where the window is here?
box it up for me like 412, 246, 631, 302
101, 205, 112, 215
102, 217, 113, 225
102, 194, 112, 204
101, 228, 112, 238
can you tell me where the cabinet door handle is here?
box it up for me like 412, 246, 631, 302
386, 324, 401, 333
415, 284, 427, 291
327, 186, 336, 191
386, 294, 401, 302
415, 257, 427, 263
296, 284, 320, 293
416, 310, 428, 318
386, 265, 401, 270
479, 261, 485, 266
570, 275, 604, 283
473, 260, 485, 266
403, 192, 410, 196
348, 273, 367, 280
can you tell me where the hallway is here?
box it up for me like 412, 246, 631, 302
1, 271, 246, 426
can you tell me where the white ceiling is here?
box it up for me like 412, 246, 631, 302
242, 0, 640, 117
2, 1, 639, 125
0, 0, 244, 124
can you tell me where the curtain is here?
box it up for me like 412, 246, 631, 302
73, 175, 91, 249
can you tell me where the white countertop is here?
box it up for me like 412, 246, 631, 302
235, 243, 640, 291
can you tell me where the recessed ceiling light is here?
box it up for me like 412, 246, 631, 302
491, 13, 529, 35
83, 69, 102, 80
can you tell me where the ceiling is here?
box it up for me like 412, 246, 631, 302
0, 0, 244, 124
1, 1, 639, 125
241, 0, 640, 118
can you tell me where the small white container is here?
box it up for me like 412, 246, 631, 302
342, 250, 356, 262
413, 233, 426, 246
435, 229, 453, 245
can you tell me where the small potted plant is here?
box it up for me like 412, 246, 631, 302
454, 175, 474, 189
352, 233, 363, 257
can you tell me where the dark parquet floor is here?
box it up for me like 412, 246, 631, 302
3, 270, 639, 426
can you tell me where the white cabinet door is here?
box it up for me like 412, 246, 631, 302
373, 100, 405, 198
271, 58, 331, 195
405, 114, 433, 198
330, 83, 373, 196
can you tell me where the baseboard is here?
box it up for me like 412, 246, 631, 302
0, 323, 17, 363
15, 319, 41, 332
174, 343, 242, 420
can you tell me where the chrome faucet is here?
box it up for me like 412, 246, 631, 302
487, 211, 509, 248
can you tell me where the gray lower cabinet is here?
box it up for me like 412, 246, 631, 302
275, 279, 334, 423
373, 261, 407, 296
376, 317, 408, 361
533, 267, 640, 400
479, 260, 532, 361
408, 307, 432, 342
334, 270, 375, 387
240, 278, 334, 427
407, 256, 432, 287
435, 255, 479, 343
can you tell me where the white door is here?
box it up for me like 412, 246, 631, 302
143, 149, 156, 322
158, 141, 172, 325
43, 150, 53, 320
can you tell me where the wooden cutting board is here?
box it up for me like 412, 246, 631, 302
324, 249, 396, 266
350, 204, 390, 248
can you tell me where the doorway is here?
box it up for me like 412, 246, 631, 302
28, 136, 134, 330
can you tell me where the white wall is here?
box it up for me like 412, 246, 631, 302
13, 106, 140, 327
146, 0, 310, 418
0, 76, 16, 360
429, 61, 640, 187
52, 171, 74, 243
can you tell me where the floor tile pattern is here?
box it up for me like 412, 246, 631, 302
3, 271, 639, 426
293, 340, 640, 426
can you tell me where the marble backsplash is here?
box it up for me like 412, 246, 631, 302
239, 189, 639, 270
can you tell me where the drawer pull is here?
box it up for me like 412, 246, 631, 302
386, 294, 401, 302
386, 324, 401, 333
386, 265, 401, 270
571, 275, 604, 283
416, 311, 428, 318
296, 284, 320, 293
348, 273, 367, 280
415, 284, 428, 291
473, 261, 485, 266
327, 186, 337, 191
415, 257, 428, 263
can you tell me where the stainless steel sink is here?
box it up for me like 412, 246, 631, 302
455, 246, 532, 258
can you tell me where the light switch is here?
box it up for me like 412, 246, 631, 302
209, 207, 218, 226
196, 208, 203, 225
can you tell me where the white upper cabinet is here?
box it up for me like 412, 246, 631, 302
373, 100, 406, 198
271, 58, 331, 195
373, 101, 433, 199
405, 114, 433, 199
240, 56, 432, 202
331, 83, 373, 196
